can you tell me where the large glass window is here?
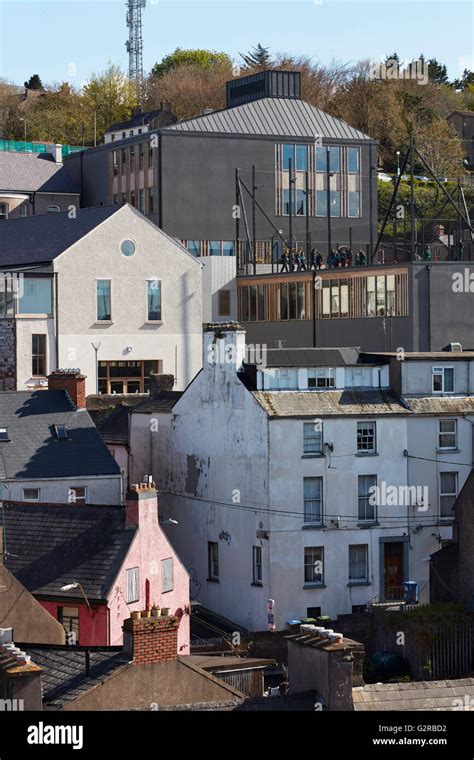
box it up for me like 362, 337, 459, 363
296, 189, 306, 215
366, 276, 376, 317
304, 477, 323, 524
347, 147, 360, 173
209, 241, 221, 256
222, 241, 234, 256
18, 278, 52, 314
386, 275, 396, 314
315, 146, 340, 173
348, 191, 360, 218
358, 475, 377, 523
295, 144, 308, 171
349, 545, 368, 582
187, 240, 201, 256
282, 144, 293, 170
304, 546, 324, 584
316, 190, 340, 216
147, 280, 161, 321
96, 280, 111, 321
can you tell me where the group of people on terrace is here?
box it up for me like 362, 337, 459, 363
280, 246, 367, 273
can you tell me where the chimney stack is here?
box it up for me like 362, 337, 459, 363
46, 143, 63, 164
123, 613, 179, 665
149, 373, 174, 397
47, 369, 86, 410
125, 485, 158, 527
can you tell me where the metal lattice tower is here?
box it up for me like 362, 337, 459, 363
125, 0, 146, 98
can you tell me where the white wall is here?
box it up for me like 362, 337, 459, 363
15, 317, 56, 391
51, 205, 202, 394
200, 257, 237, 323
5, 475, 122, 505
402, 360, 474, 395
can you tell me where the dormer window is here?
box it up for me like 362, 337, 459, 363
0, 427, 9, 442
432, 367, 454, 394
54, 424, 69, 440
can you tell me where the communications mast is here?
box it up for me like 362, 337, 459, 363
125, 0, 146, 101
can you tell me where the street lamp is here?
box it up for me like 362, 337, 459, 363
60, 581, 93, 615
396, 150, 401, 176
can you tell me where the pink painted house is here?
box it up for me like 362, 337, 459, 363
4, 487, 190, 653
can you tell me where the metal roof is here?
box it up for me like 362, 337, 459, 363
164, 97, 373, 141
0, 151, 80, 194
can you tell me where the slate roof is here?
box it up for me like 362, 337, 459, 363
86, 394, 149, 445
261, 348, 384, 368
353, 678, 474, 711
23, 645, 128, 709
252, 389, 408, 417
404, 396, 474, 415
3, 502, 135, 601
132, 391, 184, 414
0, 205, 121, 268
0, 390, 120, 479
106, 108, 171, 133
164, 97, 373, 141
0, 151, 80, 194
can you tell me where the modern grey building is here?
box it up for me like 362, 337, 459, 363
64, 70, 378, 267
237, 261, 474, 352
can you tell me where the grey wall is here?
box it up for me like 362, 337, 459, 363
160, 131, 376, 247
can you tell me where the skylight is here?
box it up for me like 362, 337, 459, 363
0, 427, 9, 442
53, 424, 69, 440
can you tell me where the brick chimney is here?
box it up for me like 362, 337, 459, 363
149, 373, 174, 397
123, 614, 179, 665
47, 369, 86, 410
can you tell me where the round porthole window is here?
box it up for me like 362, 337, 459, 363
121, 239, 136, 257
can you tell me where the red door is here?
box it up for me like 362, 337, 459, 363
384, 542, 404, 600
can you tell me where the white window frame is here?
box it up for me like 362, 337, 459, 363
68, 486, 87, 505
0, 202, 9, 220
432, 366, 454, 394
146, 279, 162, 322
96, 279, 112, 322
23, 488, 40, 502
47, 205, 61, 214
304, 546, 324, 585
126, 567, 140, 603
303, 476, 323, 525
357, 420, 377, 453
438, 419, 457, 450
358, 475, 377, 523
307, 368, 335, 389
439, 471, 458, 520
161, 557, 174, 593
303, 421, 323, 454
349, 544, 368, 583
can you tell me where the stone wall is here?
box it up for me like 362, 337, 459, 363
0, 320, 16, 390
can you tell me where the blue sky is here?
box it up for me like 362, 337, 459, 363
0, 0, 472, 87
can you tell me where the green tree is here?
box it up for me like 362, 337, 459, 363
151, 48, 231, 79
427, 58, 449, 85
240, 43, 272, 70
83, 64, 138, 141
24, 74, 44, 90
453, 69, 474, 91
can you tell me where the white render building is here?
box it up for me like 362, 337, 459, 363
149, 325, 474, 631
0, 204, 202, 395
